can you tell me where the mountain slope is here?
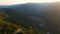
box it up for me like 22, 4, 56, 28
0, 8, 46, 34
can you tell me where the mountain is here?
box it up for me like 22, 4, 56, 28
0, 2, 60, 34
0, 6, 46, 34
0, 3, 52, 34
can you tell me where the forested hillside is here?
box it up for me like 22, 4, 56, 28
0, 9, 46, 34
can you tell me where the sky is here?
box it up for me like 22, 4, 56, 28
0, 0, 60, 5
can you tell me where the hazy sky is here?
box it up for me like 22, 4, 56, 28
0, 0, 60, 5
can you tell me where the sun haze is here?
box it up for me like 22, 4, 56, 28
0, 0, 60, 5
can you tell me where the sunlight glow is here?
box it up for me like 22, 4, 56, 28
0, 0, 60, 5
